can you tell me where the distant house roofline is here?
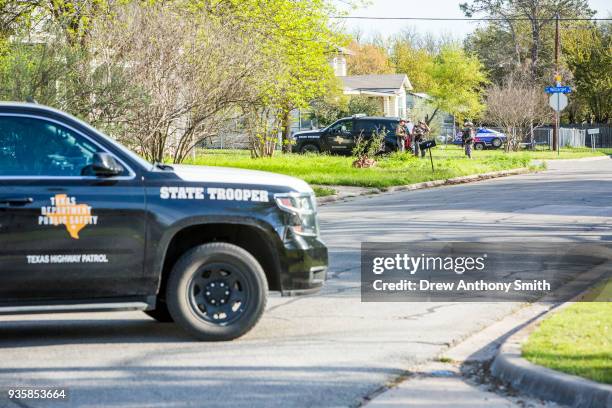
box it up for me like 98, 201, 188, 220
341, 74, 413, 95
409, 92, 432, 100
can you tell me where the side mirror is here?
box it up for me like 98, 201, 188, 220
91, 152, 124, 177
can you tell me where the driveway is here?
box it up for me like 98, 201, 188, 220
1, 158, 610, 408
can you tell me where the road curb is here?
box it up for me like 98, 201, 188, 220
490, 308, 612, 408
544, 155, 611, 163
317, 167, 531, 206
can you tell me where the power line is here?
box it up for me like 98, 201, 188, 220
332, 16, 612, 22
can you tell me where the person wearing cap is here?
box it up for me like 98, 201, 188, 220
462, 121, 475, 159
395, 119, 407, 153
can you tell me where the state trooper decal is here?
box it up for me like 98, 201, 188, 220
39, 194, 98, 239
160, 186, 269, 202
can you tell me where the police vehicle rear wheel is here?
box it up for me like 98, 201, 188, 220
474, 143, 485, 150
166, 242, 268, 341
300, 143, 320, 154
491, 138, 502, 148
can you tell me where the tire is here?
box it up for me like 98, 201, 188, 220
166, 243, 268, 341
145, 302, 174, 323
474, 143, 485, 150
300, 143, 320, 154
491, 138, 502, 148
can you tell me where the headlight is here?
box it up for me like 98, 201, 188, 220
274, 192, 319, 237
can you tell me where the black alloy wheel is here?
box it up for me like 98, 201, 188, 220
188, 262, 249, 325
166, 243, 268, 341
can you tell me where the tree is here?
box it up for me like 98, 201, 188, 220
89, 3, 264, 163
562, 22, 611, 123
346, 40, 394, 75
0, 0, 119, 45
465, 24, 525, 83
196, 0, 344, 156
390, 40, 435, 92
1, 0, 344, 160
460, 0, 594, 80
485, 72, 552, 150
426, 45, 488, 124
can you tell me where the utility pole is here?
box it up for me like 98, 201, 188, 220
553, 13, 560, 154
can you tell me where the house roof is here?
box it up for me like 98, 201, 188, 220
409, 92, 432, 100
341, 74, 413, 95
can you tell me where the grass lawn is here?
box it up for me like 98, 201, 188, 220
522, 283, 612, 384
185, 146, 608, 189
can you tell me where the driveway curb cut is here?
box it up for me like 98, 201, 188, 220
490, 308, 612, 408
317, 167, 531, 205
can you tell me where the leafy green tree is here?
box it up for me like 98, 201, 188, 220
426, 45, 488, 124
193, 0, 344, 155
390, 40, 435, 92
0, 0, 121, 45
562, 22, 612, 123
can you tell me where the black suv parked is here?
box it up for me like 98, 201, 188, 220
0, 103, 328, 341
291, 116, 401, 154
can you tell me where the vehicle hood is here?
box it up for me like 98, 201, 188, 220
171, 165, 313, 193
477, 128, 506, 137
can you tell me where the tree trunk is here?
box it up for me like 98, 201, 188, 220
529, 7, 541, 80
281, 108, 292, 153
425, 107, 439, 126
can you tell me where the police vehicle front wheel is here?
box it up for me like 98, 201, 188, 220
166, 242, 268, 341
491, 138, 502, 148
300, 143, 320, 154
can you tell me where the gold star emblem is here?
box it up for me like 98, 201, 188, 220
334, 136, 346, 144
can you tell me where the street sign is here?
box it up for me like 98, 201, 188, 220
419, 140, 437, 173
545, 86, 571, 94
587, 128, 600, 135
549, 93, 568, 112
419, 140, 436, 150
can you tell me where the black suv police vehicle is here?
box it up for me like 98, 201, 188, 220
0, 103, 328, 341
291, 115, 401, 154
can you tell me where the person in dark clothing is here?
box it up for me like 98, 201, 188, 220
462, 121, 475, 159
413, 121, 430, 158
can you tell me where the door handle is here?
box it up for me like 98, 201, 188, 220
0, 197, 34, 206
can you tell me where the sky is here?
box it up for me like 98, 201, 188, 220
336, 0, 612, 40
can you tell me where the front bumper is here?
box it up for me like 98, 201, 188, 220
279, 234, 328, 296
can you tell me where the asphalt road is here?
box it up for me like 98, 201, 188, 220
1, 158, 610, 408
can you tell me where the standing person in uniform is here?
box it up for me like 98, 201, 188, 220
413, 120, 430, 158
395, 119, 407, 153
462, 121, 475, 159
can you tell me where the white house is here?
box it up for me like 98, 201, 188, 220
340, 74, 412, 118
329, 48, 413, 118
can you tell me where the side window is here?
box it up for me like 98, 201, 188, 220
329, 120, 353, 135
380, 121, 398, 137
0, 116, 101, 177
355, 120, 379, 138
